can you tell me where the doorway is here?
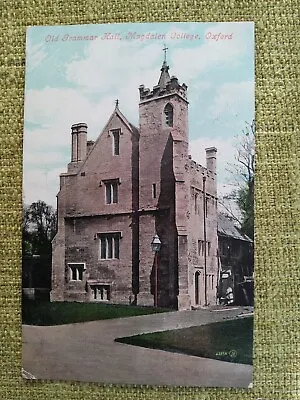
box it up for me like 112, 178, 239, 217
195, 271, 201, 305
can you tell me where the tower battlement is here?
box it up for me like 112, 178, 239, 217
139, 61, 188, 102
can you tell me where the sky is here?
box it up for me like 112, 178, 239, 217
23, 22, 254, 208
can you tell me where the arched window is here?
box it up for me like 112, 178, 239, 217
164, 103, 173, 127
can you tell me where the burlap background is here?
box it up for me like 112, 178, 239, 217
0, 1, 299, 399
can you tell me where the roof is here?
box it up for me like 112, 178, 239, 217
74, 105, 138, 174
113, 106, 138, 135
217, 213, 253, 242
157, 60, 171, 88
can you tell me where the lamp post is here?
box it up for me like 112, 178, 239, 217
151, 234, 161, 307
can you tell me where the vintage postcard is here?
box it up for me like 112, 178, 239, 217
22, 21, 255, 387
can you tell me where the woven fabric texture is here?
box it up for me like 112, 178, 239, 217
0, 1, 299, 399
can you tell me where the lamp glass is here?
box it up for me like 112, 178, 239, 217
151, 235, 161, 252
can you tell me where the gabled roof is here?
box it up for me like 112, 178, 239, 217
107, 105, 139, 135
76, 106, 138, 172
128, 122, 140, 137
91, 105, 139, 148
218, 213, 253, 242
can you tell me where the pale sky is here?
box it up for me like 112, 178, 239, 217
23, 22, 254, 208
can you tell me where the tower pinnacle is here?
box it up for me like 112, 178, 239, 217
158, 45, 170, 88
139, 48, 188, 102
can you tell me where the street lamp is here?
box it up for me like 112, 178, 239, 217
151, 234, 161, 307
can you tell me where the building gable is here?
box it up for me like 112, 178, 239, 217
60, 107, 139, 217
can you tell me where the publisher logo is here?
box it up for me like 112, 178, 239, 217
216, 349, 238, 358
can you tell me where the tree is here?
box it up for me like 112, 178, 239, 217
22, 201, 57, 291
22, 200, 57, 257
220, 120, 255, 239
22, 206, 32, 255
236, 178, 254, 239
230, 120, 255, 188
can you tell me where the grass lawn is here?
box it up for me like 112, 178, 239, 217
22, 300, 169, 326
116, 316, 253, 365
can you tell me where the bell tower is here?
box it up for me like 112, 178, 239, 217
137, 49, 189, 308
138, 50, 189, 210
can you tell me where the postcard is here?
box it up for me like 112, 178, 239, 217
22, 21, 254, 388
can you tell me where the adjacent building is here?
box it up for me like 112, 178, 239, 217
217, 214, 254, 305
51, 59, 219, 310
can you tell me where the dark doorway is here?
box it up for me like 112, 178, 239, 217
195, 271, 200, 305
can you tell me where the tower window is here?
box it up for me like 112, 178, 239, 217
164, 103, 173, 127
111, 129, 120, 155
194, 192, 199, 214
152, 183, 157, 199
198, 240, 205, 256
105, 181, 119, 204
99, 233, 121, 259
207, 241, 211, 256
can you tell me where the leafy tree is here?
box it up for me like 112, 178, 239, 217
22, 206, 32, 256
22, 200, 57, 290
22, 200, 57, 257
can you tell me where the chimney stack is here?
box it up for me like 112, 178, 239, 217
205, 147, 217, 174
71, 123, 87, 162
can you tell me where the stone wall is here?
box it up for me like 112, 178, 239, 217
186, 156, 218, 307
51, 109, 139, 303
62, 215, 133, 304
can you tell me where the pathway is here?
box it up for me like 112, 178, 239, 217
22, 306, 253, 387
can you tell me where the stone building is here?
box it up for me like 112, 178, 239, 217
51, 59, 218, 310
217, 214, 254, 305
